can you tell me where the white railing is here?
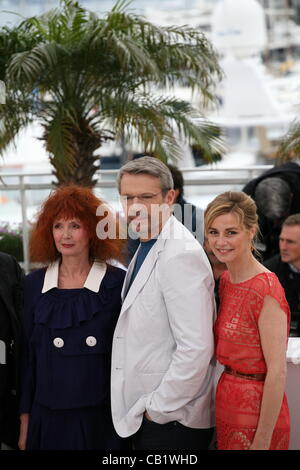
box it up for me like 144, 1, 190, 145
0, 165, 272, 272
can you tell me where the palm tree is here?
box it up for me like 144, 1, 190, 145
0, 0, 224, 186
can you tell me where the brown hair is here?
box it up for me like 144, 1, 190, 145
30, 185, 125, 264
283, 213, 300, 227
204, 191, 259, 250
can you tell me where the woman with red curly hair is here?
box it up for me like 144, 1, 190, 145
18, 185, 127, 450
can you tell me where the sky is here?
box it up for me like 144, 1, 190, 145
0, 0, 213, 26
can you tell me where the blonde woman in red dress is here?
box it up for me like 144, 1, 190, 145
205, 191, 290, 450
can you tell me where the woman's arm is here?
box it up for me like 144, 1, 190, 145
250, 295, 288, 450
18, 413, 29, 450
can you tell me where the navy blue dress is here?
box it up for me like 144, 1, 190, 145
20, 264, 126, 450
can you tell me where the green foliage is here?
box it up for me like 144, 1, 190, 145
0, 0, 225, 185
277, 120, 300, 163
0, 223, 23, 261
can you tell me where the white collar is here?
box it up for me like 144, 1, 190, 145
288, 263, 300, 274
42, 260, 107, 293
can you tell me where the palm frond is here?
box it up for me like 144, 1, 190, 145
101, 91, 225, 163
111, 0, 134, 13
8, 42, 57, 84
42, 104, 79, 169
277, 120, 300, 163
0, 94, 34, 155
0, 0, 224, 185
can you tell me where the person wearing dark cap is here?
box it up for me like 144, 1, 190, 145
243, 160, 300, 260
264, 213, 300, 336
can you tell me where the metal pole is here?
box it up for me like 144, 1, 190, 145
20, 175, 30, 273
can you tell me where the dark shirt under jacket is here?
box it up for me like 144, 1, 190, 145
125, 239, 157, 297
0, 252, 24, 447
264, 254, 300, 335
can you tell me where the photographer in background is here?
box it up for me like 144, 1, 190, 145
243, 161, 300, 260
264, 214, 300, 337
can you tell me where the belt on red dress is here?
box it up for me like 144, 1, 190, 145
224, 366, 266, 382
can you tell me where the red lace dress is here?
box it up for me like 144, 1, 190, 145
215, 271, 290, 450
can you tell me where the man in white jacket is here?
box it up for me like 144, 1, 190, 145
111, 156, 215, 450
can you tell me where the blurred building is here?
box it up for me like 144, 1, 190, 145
258, 0, 300, 55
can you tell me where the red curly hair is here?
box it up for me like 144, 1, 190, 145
30, 185, 125, 264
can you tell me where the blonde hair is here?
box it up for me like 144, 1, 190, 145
204, 191, 259, 252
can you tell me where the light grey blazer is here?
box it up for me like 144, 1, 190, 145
111, 216, 216, 438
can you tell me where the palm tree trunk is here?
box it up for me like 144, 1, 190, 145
47, 118, 113, 187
